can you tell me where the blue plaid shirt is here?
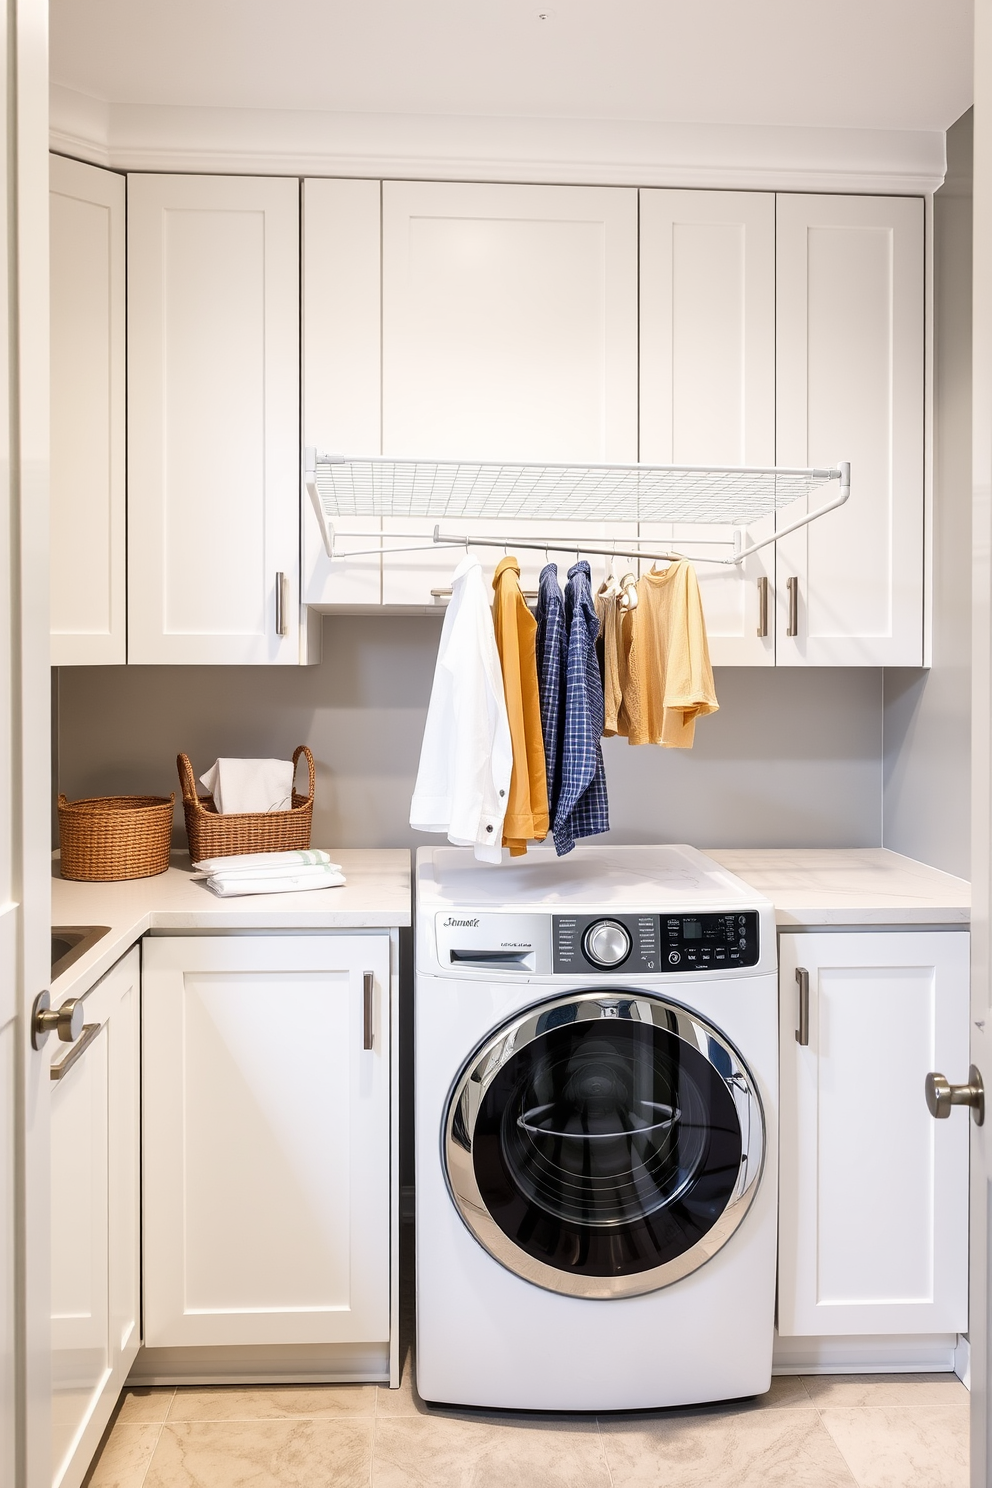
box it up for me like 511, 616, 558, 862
552, 561, 609, 855
536, 563, 566, 821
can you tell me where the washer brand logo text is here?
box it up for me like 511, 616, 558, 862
444, 917, 480, 928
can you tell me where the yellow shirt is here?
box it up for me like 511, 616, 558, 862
492, 557, 550, 854
595, 583, 639, 740
627, 561, 718, 748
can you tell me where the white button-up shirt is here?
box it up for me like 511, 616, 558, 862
410, 556, 512, 863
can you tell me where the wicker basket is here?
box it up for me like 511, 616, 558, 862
178, 746, 315, 864
58, 793, 175, 881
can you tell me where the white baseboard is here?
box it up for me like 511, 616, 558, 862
127, 1341, 390, 1387
954, 1333, 971, 1388
772, 1332, 960, 1375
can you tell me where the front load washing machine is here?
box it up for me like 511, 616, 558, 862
414, 843, 778, 1411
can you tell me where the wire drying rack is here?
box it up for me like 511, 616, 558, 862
304, 452, 851, 568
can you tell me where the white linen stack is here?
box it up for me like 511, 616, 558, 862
199, 758, 296, 815
192, 849, 346, 898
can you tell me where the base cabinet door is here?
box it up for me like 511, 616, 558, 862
142, 934, 392, 1349
778, 931, 969, 1337
50, 947, 140, 1488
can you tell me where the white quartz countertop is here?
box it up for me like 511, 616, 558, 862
706, 848, 970, 927
51, 848, 411, 1001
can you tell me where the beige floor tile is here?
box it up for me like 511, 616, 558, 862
802, 1372, 969, 1408
144, 1419, 372, 1488
376, 1347, 425, 1418
167, 1384, 376, 1421
372, 1413, 611, 1488
85, 1424, 163, 1488
819, 1405, 969, 1488
116, 1390, 176, 1425
600, 1406, 859, 1488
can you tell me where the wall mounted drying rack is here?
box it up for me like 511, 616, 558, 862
304, 452, 851, 569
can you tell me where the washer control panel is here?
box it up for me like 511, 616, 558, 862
553, 911, 759, 974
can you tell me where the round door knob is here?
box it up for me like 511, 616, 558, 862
925, 1066, 984, 1126
583, 920, 631, 969
31, 992, 85, 1049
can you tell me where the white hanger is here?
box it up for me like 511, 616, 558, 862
618, 572, 639, 611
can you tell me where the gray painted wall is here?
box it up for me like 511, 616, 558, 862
883, 110, 973, 879
55, 617, 884, 852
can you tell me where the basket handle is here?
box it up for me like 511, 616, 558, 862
176, 753, 200, 806
293, 745, 316, 804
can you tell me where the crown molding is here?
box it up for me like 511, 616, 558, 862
50, 84, 947, 194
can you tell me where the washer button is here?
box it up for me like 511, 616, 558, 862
668, 950, 681, 965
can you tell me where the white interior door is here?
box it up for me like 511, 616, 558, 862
49, 156, 125, 665
142, 934, 392, 1349
778, 931, 970, 1338
127, 174, 301, 663
639, 189, 776, 665
775, 193, 925, 665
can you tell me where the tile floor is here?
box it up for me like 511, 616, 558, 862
85, 1359, 969, 1488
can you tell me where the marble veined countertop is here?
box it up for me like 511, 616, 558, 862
706, 848, 970, 928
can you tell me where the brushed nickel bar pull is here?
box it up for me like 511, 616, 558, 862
786, 575, 799, 637
795, 968, 810, 1046
275, 571, 288, 637
363, 972, 374, 1051
50, 1023, 101, 1081
756, 576, 769, 638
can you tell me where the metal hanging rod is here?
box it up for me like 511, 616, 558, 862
303, 452, 851, 569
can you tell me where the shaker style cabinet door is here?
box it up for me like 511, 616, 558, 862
127, 175, 301, 663
142, 934, 392, 1349
775, 194, 925, 665
50, 156, 126, 665
50, 948, 140, 1488
778, 931, 969, 1338
639, 189, 776, 665
379, 181, 638, 604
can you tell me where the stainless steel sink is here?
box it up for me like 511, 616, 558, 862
51, 925, 111, 980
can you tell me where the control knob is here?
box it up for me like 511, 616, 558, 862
583, 919, 631, 969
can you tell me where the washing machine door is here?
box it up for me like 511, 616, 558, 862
444, 990, 764, 1299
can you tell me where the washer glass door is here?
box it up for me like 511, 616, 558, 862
445, 991, 764, 1298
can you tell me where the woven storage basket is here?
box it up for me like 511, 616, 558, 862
58, 793, 175, 881
178, 746, 315, 863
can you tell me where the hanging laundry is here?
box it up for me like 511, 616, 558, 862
410, 555, 512, 864
626, 560, 718, 748
595, 580, 640, 740
491, 557, 550, 856
553, 561, 610, 856
535, 563, 567, 820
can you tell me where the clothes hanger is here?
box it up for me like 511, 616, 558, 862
618, 572, 639, 611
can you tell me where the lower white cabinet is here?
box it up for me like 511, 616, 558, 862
50, 947, 140, 1488
778, 931, 970, 1338
141, 934, 392, 1351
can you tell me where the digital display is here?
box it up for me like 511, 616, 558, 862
682, 920, 702, 939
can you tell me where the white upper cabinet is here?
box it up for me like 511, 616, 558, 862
775, 194, 925, 665
50, 157, 126, 665
127, 175, 301, 663
379, 181, 638, 605
302, 178, 383, 608
639, 189, 776, 665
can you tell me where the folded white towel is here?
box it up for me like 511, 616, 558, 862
204, 866, 346, 898
199, 758, 295, 815
192, 849, 335, 877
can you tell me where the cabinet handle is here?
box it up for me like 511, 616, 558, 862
786, 576, 799, 637
795, 967, 809, 1046
275, 571, 288, 637
363, 971, 374, 1051
31, 990, 84, 1050
756, 576, 769, 638
50, 1023, 102, 1081
925, 1066, 985, 1126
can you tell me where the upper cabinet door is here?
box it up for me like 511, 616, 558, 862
382, 181, 638, 464
127, 175, 301, 663
50, 157, 126, 666
775, 194, 925, 666
640, 190, 776, 666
